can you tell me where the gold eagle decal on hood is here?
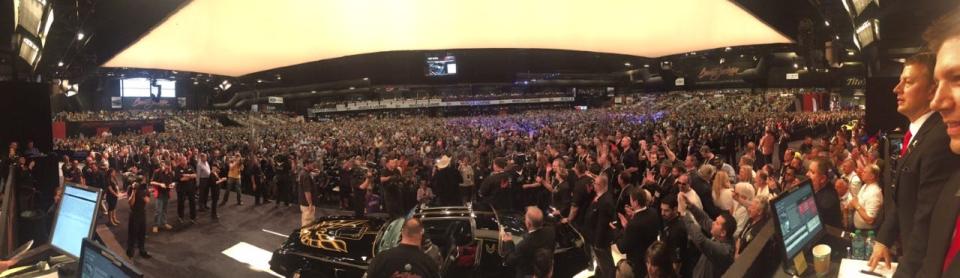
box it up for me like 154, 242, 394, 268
300, 220, 370, 253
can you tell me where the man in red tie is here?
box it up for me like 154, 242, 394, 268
868, 22, 960, 277
918, 6, 960, 278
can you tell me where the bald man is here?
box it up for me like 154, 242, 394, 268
500, 206, 556, 278
366, 218, 440, 278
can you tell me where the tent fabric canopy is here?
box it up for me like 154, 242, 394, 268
104, 0, 792, 77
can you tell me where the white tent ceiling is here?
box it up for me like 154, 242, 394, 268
103, 0, 792, 77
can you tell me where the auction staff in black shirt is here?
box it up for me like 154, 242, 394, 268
175, 157, 197, 223
126, 167, 151, 259
366, 218, 440, 278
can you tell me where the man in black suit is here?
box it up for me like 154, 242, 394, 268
869, 51, 960, 277
586, 173, 615, 278
614, 187, 660, 277
499, 206, 556, 278
917, 9, 960, 278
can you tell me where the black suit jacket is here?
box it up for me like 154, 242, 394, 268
918, 173, 960, 278
586, 191, 615, 249
616, 207, 661, 277
501, 226, 556, 278
877, 113, 960, 277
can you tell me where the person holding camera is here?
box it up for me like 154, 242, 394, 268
126, 166, 151, 259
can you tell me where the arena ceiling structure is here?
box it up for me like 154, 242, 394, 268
102, 0, 792, 77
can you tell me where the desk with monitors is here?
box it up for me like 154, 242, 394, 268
0, 183, 103, 277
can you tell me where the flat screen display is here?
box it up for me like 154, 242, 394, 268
121, 78, 176, 98
426, 54, 457, 76
771, 181, 823, 260
80, 238, 143, 278
51, 184, 102, 258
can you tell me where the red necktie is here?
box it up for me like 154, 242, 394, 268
943, 215, 960, 273
901, 130, 913, 156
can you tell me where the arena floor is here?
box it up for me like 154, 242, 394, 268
103, 193, 350, 278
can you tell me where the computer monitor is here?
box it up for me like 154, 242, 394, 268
770, 180, 824, 264
50, 183, 102, 258
79, 238, 143, 278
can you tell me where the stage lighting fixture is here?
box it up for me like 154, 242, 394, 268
719, 58, 725, 64
57, 61, 63, 67
835, 35, 840, 40
77, 32, 85, 41
824, 21, 830, 27
18, 37, 41, 67
854, 19, 879, 49
724, 47, 732, 51
643, 64, 650, 68
219, 80, 232, 91
624, 62, 632, 67
362, 77, 369, 81
65, 84, 78, 97
793, 63, 799, 68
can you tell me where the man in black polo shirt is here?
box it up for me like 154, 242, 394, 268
126, 167, 151, 259
175, 157, 197, 224
366, 218, 440, 278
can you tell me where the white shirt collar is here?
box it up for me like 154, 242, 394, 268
908, 111, 935, 140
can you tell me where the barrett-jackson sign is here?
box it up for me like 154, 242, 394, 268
697, 66, 745, 81
122, 97, 178, 109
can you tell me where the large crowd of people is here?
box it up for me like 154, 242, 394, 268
26, 86, 869, 277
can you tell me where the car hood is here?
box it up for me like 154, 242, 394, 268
283, 216, 390, 267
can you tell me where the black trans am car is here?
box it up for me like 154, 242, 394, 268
269, 204, 591, 277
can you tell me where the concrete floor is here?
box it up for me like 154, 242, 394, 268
103, 192, 350, 278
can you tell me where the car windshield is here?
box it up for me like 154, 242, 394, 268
375, 218, 404, 254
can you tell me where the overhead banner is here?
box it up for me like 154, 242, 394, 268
268, 96, 284, 104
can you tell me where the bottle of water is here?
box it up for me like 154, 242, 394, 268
847, 246, 853, 259
851, 231, 863, 259
865, 231, 875, 258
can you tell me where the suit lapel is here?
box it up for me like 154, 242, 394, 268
894, 113, 943, 198
929, 173, 960, 277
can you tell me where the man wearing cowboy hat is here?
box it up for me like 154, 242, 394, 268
432, 155, 463, 206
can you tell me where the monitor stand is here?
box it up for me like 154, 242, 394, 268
783, 251, 809, 276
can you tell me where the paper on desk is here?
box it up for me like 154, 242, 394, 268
838, 259, 897, 278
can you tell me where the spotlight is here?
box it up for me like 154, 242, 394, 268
824, 21, 830, 27
275, 74, 282, 80
77, 32, 85, 41
835, 35, 840, 40
793, 63, 799, 69
643, 64, 649, 68
57, 61, 63, 67
624, 62, 632, 67
219, 80, 232, 91
724, 47, 732, 51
